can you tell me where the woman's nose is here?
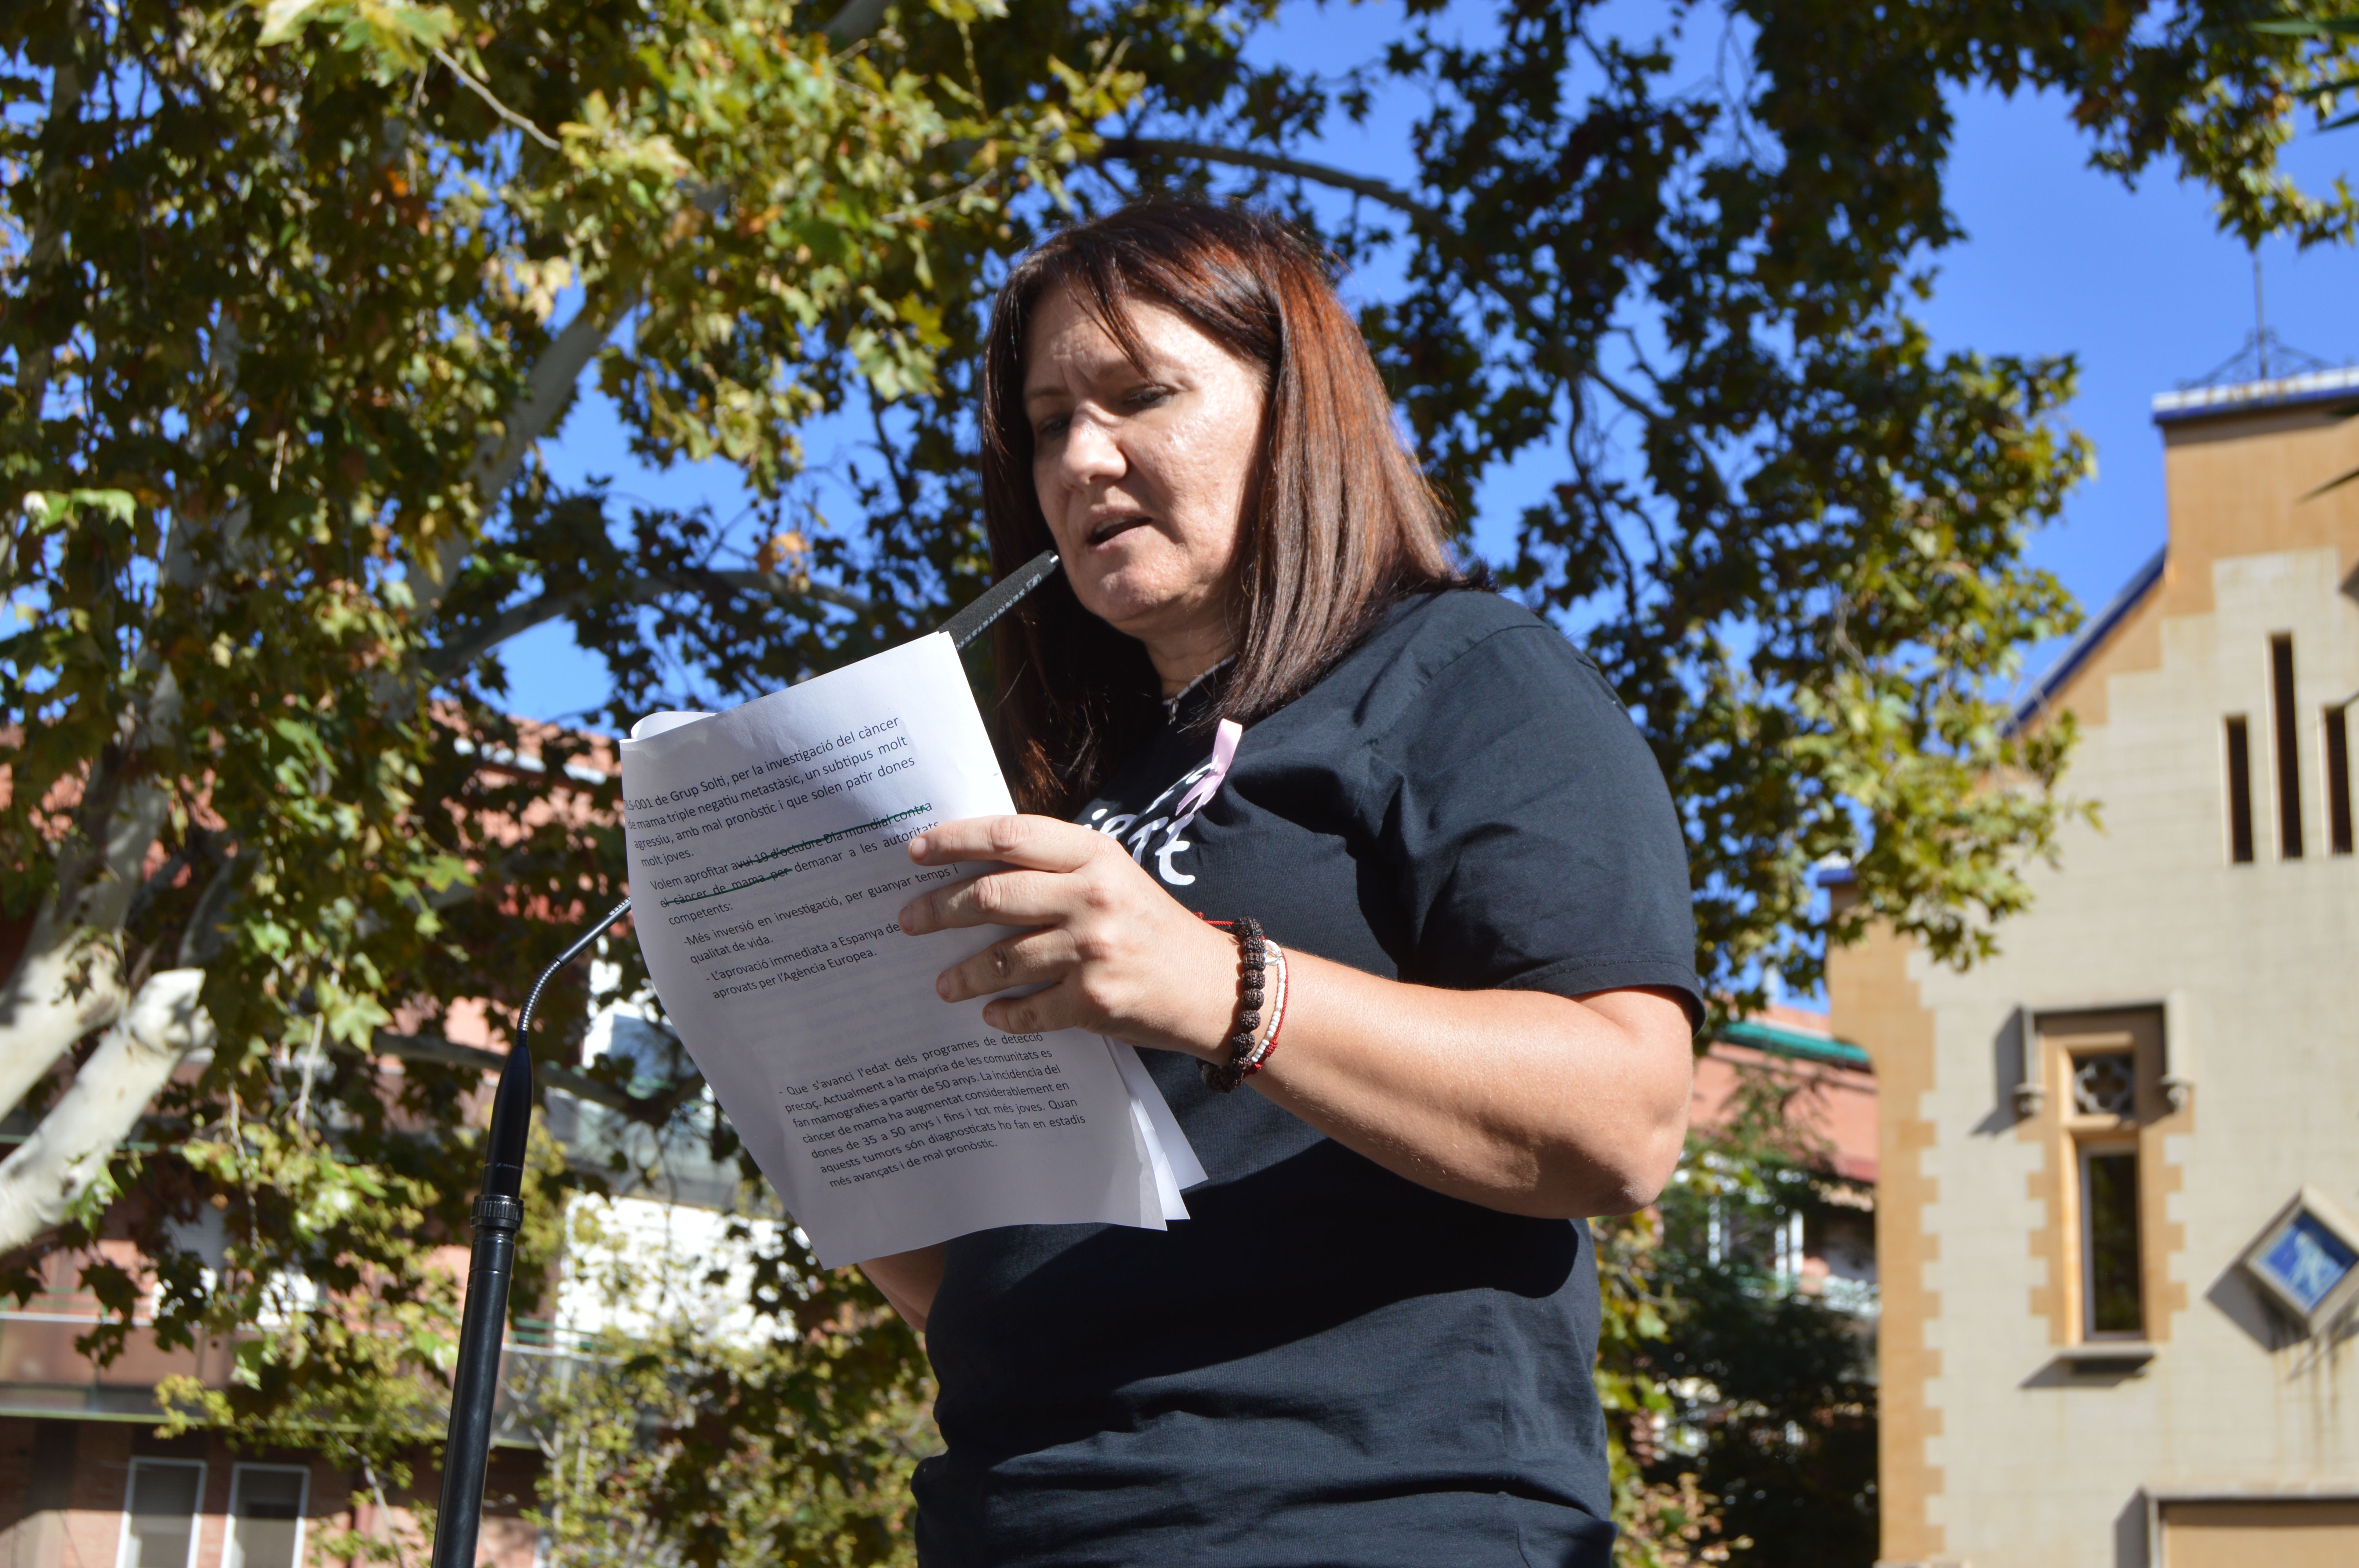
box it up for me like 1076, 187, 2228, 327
1055, 409, 1125, 488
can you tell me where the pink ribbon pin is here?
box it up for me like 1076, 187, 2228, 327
1172, 719, 1243, 822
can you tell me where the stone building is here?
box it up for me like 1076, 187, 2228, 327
1833, 367, 2359, 1568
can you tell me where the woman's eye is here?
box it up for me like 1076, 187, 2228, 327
1035, 413, 1070, 441
1126, 385, 1172, 410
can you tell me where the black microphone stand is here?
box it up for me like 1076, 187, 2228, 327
425, 551, 1058, 1566
429, 899, 629, 1568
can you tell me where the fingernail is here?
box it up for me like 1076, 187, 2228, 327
908, 835, 928, 859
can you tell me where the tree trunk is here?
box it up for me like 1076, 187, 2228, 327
0, 780, 169, 1122
0, 969, 214, 1254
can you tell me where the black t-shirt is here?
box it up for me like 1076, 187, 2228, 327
914, 590, 1701, 1568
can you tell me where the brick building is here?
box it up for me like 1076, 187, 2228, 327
1689, 1003, 1880, 1308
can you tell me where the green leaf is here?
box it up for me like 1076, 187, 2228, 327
22, 489, 136, 530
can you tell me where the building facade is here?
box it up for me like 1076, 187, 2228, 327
1689, 1004, 1880, 1312
1833, 368, 2359, 1568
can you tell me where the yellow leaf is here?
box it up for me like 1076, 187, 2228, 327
256, 0, 326, 46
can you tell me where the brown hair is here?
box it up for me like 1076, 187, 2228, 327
982, 200, 1469, 814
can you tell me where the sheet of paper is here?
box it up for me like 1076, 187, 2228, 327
1110, 1040, 1207, 1216
618, 633, 1198, 1267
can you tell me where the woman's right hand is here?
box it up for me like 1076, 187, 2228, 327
896, 814, 1244, 1064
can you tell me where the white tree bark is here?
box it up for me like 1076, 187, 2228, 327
0, 781, 171, 1123
409, 298, 629, 624
0, 969, 214, 1254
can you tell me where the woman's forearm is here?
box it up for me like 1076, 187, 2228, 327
1246, 959, 1694, 1219
896, 816, 1694, 1222
855, 976, 1684, 1330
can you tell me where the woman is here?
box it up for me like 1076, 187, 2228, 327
869, 201, 1699, 1566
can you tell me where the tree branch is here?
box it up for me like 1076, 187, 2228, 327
411, 0, 901, 612
710, 570, 878, 619
1101, 136, 1432, 216
2, 384, 246, 1114
409, 303, 635, 614
0, 780, 171, 1123
432, 48, 561, 151
177, 868, 239, 968
371, 1030, 706, 1125
426, 589, 591, 681
425, 571, 878, 681
1098, 135, 1734, 506
0, 970, 213, 1254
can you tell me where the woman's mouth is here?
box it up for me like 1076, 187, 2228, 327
1086, 514, 1151, 547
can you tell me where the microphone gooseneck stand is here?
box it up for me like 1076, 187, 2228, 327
429, 899, 629, 1568
426, 551, 1058, 1567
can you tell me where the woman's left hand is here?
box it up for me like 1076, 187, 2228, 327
896, 815, 1239, 1061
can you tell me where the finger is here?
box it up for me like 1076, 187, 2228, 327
935, 929, 1076, 1004
907, 814, 1101, 874
980, 980, 1085, 1037
900, 868, 1079, 935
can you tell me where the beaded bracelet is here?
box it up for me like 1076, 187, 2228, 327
1240, 940, 1287, 1080
1198, 917, 1267, 1093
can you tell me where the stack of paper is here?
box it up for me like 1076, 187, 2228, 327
619, 633, 1203, 1267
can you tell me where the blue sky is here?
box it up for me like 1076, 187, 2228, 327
494, 3, 2358, 726
1928, 82, 2353, 617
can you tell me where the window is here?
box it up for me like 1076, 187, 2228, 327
2034, 1008, 2169, 1351
2072, 1051, 2136, 1118
1772, 1208, 1807, 1284
1696, 1185, 1807, 1286
2261, 1214, 2355, 1314
2081, 1144, 2144, 1337
117, 1459, 204, 1568
2237, 1188, 2359, 1333
2327, 704, 2353, 856
2225, 716, 2255, 863
2271, 633, 2303, 858
226, 1465, 308, 1568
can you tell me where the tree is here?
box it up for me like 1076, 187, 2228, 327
1646, 1064, 1879, 1566
0, 0, 1227, 1551
511, 1191, 938, 1567
4, 0, 2355, 1560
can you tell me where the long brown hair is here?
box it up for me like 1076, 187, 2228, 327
981, 200, 1468, 814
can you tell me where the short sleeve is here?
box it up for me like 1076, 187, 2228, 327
1370, 623, 1702, 1026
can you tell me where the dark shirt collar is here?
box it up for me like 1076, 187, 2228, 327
1161, 656, 1235, 732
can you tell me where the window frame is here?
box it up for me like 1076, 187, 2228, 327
115, 1457, 207, 1568
225, 1463, 311, 1568
2029, 1007, 2176, 1354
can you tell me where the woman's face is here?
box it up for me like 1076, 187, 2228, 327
1023, 285, 1267, 677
